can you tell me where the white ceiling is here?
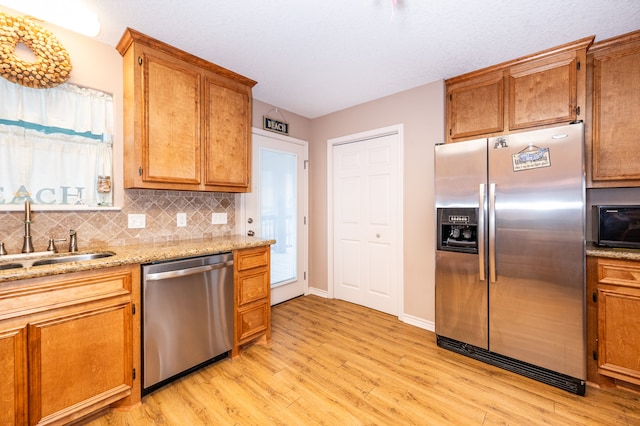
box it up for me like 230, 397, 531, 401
35, 1, 640, 118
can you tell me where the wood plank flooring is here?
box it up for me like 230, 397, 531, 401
86, 295, 640, 425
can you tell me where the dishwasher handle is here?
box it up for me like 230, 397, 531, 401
145, 260, 234, 281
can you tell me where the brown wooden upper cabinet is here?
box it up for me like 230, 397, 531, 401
117, 28, 257, 192
587, 30, 640, 187
446, 37, 594, 143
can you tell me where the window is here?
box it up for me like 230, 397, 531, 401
0, 80, 114, 209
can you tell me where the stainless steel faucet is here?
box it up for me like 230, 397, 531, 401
21, 200, 34, 253
68, 229, 78, 252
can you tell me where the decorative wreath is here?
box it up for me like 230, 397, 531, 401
0, 13, 72, 89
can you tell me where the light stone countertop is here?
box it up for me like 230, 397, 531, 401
0, 235, 275, 283
586, 242, 640, 262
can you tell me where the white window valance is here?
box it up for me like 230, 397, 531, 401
0, 79, 113, 135
0, 80, 114, 208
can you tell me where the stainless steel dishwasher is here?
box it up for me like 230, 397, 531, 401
142, 252, 234, 394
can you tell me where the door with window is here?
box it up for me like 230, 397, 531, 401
241, 129, 308, 305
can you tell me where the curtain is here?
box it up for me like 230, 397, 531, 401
0, 79, 113, 134
0, 80, 113, 207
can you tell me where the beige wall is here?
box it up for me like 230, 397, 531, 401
3, 5, 638, 325
252, 99, 311, 141
309, 81, 445, 323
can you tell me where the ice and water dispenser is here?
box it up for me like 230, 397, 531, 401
436, 208, 478, 254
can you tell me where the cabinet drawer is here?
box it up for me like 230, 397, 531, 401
237, 303, 268, 342
235, 246, 269, 271
0, 266, 132, 321
238, 271, 269, 306
598, 259, 640, 289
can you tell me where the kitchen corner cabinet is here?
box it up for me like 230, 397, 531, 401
446, 36, 593, 143
233, 246, 271, 357
0, 265, 139, 425
588, 257, 640, 388
587, 30, 640, 187
116, 28, 257, 192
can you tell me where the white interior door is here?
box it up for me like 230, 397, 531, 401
242, 129, 308, 305
330, 128, 402, 316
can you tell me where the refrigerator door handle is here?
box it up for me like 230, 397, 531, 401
478, 183, 486, 281
488, 183, 497, 282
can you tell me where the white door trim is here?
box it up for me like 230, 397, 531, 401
238, 127, 309, 300
327, 124, 404, 318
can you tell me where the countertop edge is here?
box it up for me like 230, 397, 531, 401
0, 236, 275, 283
586, 242, 640, 261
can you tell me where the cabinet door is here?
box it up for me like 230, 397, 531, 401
596, 259, 640, 386
0, 327, 27, 426
508, 50, 578, 130
203, 76, 252, 190
446, 70, 504, 142
28, 303, 133, 425
142, 49, 202, 186
597, 288, 640, 385
590, 32, 640, 183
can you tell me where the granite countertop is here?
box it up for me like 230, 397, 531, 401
586, 241, 640, 261
0, 235, 275, 283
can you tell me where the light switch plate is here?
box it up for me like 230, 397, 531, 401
211, 212, 227, 225
177, 213, 187, 227
128, 213, 146, 229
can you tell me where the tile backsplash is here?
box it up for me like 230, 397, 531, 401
0, 190, 236, 253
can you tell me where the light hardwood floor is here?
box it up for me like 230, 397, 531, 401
87, 295, 640, 425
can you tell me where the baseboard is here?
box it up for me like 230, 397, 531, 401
402, 313, 435, 332
305, 290, 433, 332
307, 287, 329, 298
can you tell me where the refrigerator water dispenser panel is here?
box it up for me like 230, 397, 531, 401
437, 207, 478, 253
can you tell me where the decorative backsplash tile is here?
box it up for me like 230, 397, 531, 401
0, 190, 236, 253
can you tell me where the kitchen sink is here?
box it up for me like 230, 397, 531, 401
30, 252, 116, 266
0, 263, 23, 271
0, 251, 116, 269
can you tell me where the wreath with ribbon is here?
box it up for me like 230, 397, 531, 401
0, 13, 72, 89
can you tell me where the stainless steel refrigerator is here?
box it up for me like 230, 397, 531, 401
434, 123, 586, 395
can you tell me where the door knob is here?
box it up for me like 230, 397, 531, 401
247, 218, 253, 224
247, 230, 255, 236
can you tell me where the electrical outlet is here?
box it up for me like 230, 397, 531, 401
128, 213, 146, 229
176, 213, 187, 227
211, 212, 228, 225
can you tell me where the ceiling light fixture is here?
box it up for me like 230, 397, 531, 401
0, 0, 100, 37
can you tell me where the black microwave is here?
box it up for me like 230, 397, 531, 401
594, 205, 640, 249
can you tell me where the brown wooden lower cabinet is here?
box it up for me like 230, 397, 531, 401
0, 327, 27, 425
587, 256, 640, 390
233, 246, 271, 357
0, 265, 138, 426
